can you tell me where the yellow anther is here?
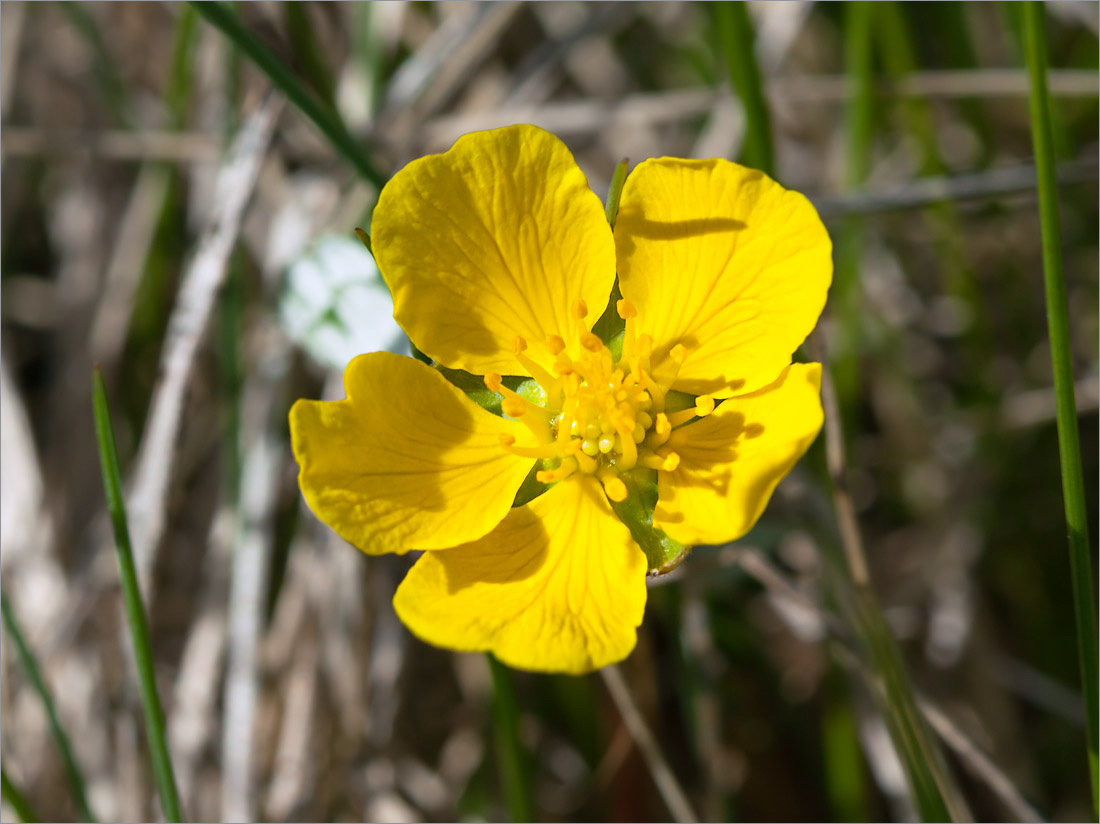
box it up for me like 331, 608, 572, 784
581, 333, 603, 352
662, 451, 681, 471
695, 394, 715, 416
655, 412, 671, 435
601, 475, 628, 503
499, 433, 516, 447
547, 334, 566, 355
669, 343, 687, 363
484, 372, 503, 393
597, 434, 615, 454
513, 336, 528, 354
502, 398, 526, 418
580, 439, 600, 457
616, 299, 637, 320
571, 299, 589, 320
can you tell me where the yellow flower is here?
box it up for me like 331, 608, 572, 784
289, 125, 831, 674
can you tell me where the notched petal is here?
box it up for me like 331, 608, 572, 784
289, 352, 534, 555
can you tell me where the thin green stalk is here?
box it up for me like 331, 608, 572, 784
91, 368, 182, 823
1, 768, 39, 823
1022, 2, 1100, 806
714, 1, 774, 176
487, 654, 533, 822
189, 1, 386, 190
605, 159, 629, 227
1, 594, 95, 822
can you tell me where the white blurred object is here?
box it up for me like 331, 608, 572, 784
279, 234, 408, 370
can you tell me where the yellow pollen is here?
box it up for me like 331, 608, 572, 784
492, 311, 705, 503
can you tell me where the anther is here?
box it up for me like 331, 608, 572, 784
547, 335, 566, 355
484, 372, 503, 393
601, 475, 628, 503
571, 300, 589, 320
616, 299, 637, 320
667, 395, 715, 428
536, 457, 577, 484
581, 332, 603, 352
502, 398, 526, 418
640, 449, 681, 472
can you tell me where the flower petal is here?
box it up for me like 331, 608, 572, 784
290, 352, 534, 554
653, 363, 823, 546
615, 158, 831, 396
372, 124, 616, 376
393, 476, 648, 674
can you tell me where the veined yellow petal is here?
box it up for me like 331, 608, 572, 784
615, 158, 831, 397
372, 124, 616, 376
289, 352, 534, 554
393, 476, 647, 674
653, 363, 823, 546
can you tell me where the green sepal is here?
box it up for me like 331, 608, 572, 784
608, 467, 692, 575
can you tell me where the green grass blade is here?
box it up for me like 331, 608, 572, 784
831, 1, 875, 421
714, 1, 774, 176
487, 654, 533, 822
1, 594, 96, 822
284, 2, 336, 106
1, 767, 39, 823
604, 159, 629, 227
189, 1, 386, 190
1022, 2, 1100, 806
91, 368, 183, 823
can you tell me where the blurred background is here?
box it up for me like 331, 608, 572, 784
1, 2, 1097, 821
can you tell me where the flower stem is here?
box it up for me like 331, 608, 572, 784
487, 654, 533, 822
189, 0, 386, 190
91, 368, 183, 823
1, 768, 38, 823
714, 1, 774, 176
1, 594, 96, 822
1022, 1, 1100, 806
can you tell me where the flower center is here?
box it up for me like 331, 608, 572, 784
485, 299, 714, 502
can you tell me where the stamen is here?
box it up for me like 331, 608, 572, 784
667, 394, 715, 428
487, 372, 554, 442
640, 448, 681, 472
536, 457, 577, 484
512, 335, 557, 389
646, 412, 672, 448
498, 433, 560, 460
613, 419, 638, 470
571, 300, 588, 320
563, 439, 598, 473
